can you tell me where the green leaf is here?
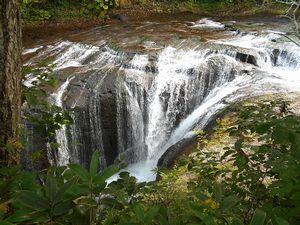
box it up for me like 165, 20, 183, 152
94, 165, 118, 185
190, 203, 216, 225
221, 149, 235, 160
92, 182, 106, 195
144, 206, 160, 224
23, 211, 50, 223
220, 195, 240, 211
195, 192, 209, 201
133, 203, 145, 222
90, 150, 100, 177
119, 171, 130, 179
213, 182, 223, 203
120, 223, 139, 225
45, 176, 58, 202
234, 139, 243, 150
231, 217, 243, 225
18, 191, 49, 211
250, 209, 266, 225
6, 209, 33, 223
53, 178, 76, 205
275, 216, 290, 225
68, 164, 89, 181
52, 200, 74, 216
273, 125, 290, 145
255, 122, 274, 134
71, 207, 90, 225
0, 209, 4, 218
156, 210, 170, 225
0, 221, 14, 225
187, 224, 202, 225
66, 184, 89, 197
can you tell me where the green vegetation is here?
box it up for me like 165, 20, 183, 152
1, 98, 300, 224
20, 0, 286, 21
21, 0, 115, 21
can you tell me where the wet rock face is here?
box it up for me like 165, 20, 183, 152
99, 74, 119, 165
272, 49, 280, 66
236, 52, 258, 66
62, 70, 123, 168
157, 136, 197, 169
52, 66, 151, 168
21, 119, 50, 170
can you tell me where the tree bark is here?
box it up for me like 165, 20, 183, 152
0, 0, 22, 166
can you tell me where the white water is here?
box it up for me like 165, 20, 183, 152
146, 47, 197, 159
112, 76, 250, 182
23, 46, 43, 55
165, 75, 251, 149
27, 41, 122, 71
191, 18, 225, 29
145, 47, 239, 159
123, 82, 146, 160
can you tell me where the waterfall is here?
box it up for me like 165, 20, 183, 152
23, 19, 300, 181
145, 47, 238, 160
116, 54, 151, 163
123, 34, 300, 181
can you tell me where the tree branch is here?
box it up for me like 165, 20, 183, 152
270, 31, 300, 47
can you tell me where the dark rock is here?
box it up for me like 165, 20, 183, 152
148, 54, 158, 62
156, 103, 228, 174
145, 65, 158, 73
99, 74, 119, 165
110, 14, 129, 21
224, 24, 239, 32
236, 52, 258, 66
21, 117, 50, 171
157, 136, 197, 169
241, 69, 250, 75
272, 49, 280, 66
187, 68, 195, 75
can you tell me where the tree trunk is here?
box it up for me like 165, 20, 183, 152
0, 0, 22, 166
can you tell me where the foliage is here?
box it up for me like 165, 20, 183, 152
0, 151, 120, 224
182, 99, 300, 224
19, 0, 282, 21
1, 99, 300, 224
21, 0, 115, 21
21, 2, 51, 21
22, 65, 73, 167
83, 0, 115, 16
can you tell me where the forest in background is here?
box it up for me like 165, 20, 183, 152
20, 0, 285, 21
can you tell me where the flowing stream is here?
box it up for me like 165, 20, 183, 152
23, 14, 300, 181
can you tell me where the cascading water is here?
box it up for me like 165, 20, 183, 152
48, 77, 74, 165
145, 47, 238, 159
23, 17, 300, 181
